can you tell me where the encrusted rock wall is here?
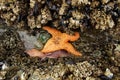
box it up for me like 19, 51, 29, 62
0, 0, 120, 30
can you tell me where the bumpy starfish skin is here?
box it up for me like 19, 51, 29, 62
41, 26, 82, 56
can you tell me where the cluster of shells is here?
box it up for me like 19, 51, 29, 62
0, 0, 120, 30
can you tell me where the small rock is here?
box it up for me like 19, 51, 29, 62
104, 68, 113, 79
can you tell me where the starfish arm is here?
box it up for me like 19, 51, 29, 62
43, 26, 61, 36
41, 39, 61, 53
64, 32, 80, 42
64, 43, 82, 56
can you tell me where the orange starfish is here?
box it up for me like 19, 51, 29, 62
40, 26, 82, 56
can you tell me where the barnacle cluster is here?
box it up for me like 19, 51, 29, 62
0, 0, 28, 28
27, 61, 99, 79
0, 0, 120, 30
68, 61, 96, 78
59, 0, 69, 15
28, 0, 52, 29
90, 10, 115, 30
71, 0, 90, 7
68, 10, 85, 30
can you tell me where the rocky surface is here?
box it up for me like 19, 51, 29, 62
0, 0, 120, 80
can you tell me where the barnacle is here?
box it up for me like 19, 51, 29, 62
17, 21, 26, 28
28, 6, 52, 28
71, 0, 90, 7
30, 0, 36, 8
101, 0, 110, 4
12, 3, 19, 15
1, 12, 16, 26
41, 6, 52, 24
68, 10, 85, 30
90, 0, 100, 8
27, 16, 36, 29
90, 10, 115, 30
72, 10, 85, 20
35, 15, 42, 28
59, 0, 69, 15
69, 18, 82, 29
0, 2, 7, 10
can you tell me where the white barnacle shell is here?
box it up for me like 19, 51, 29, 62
104, 68, 113, 79
59, 0, 69, 15
91, 10, 115, 30
30, 0, 36, 8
